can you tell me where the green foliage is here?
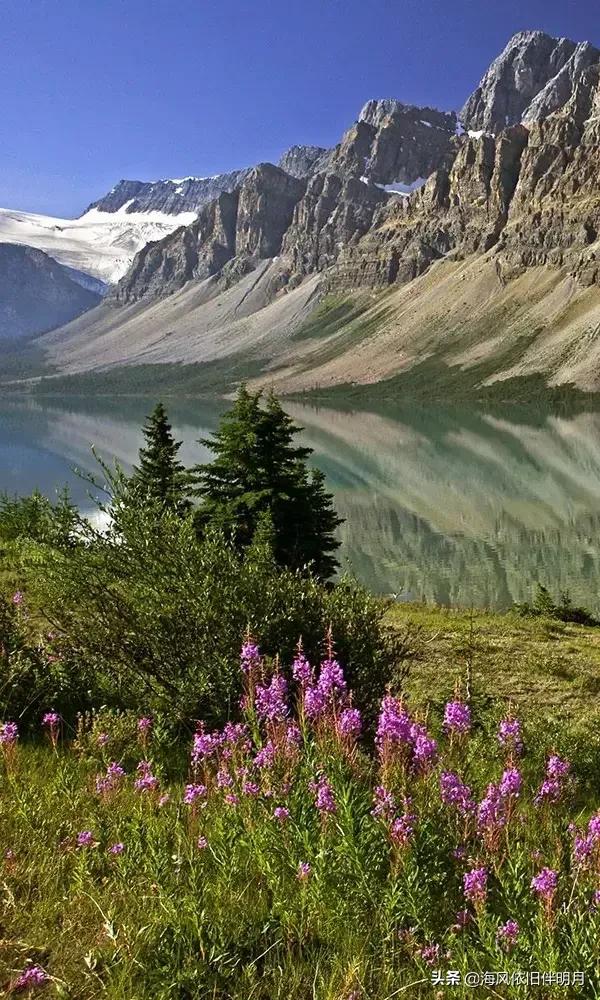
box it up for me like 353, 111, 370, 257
0, 487, 79, 548
25, 488, 395, 727
129, 401, 190, 514
192, 386, 343, 580
515, 584, 599, 627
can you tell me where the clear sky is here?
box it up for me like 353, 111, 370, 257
1, 0, 598, 217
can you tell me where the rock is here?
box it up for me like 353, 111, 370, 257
86, 170, 252, 216
277, 145, 331, 178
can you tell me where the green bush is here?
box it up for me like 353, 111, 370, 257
24, 498, 401, 727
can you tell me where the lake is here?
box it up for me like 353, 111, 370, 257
2, 394, 600, 611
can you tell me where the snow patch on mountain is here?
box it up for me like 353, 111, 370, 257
0, 203, 196, 284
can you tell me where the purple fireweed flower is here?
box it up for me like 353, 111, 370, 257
12, 591, 24, 606
216, 768, 233, 788
134, 760, 158, 793
183, 783, 207, 805
254, 741, 276, 769
477, 783, 507, 835
242, 780, 260, 796
0, 721, 18, 746
76, 830, 94, 848
531, 867, 558, 900
376, 695, 412, 752
311, 775, 337, 815
499, 767, 522, 798
417, 943, 440, 967
197, 835, 208, 850
222, 721, 251, 750
240, 639, 261, 674
109, 843, 124, 855
463, 866, 488, 906
191, 727, 221, 766
297, 861, 311, 880
371, 785, 396, 820
95, 761, 125, 795
256, 674, 288, 723
440, 771, 475, 814
273, 806, 290, 823
498, 716, 523, 754
96, 732, 110, 747
413, 732, 438, 771
338, 707, 362, 740
452, 908, 471, 931
42, 711, 60, 729
224, 792, 239, 807
304, 684, 327, 720
158, 793, 170, 807
318, 658, 346, 699
443, 699, 471, 734
14, 965, 49, 989
535, 778, 563, 805
546, 754, 570, 781
292, 650, 312, 684
390, 805, 416, 848
137, 716, 152, 734
497, 919, 519, 949
573, 834, 594, 865
284, 721, 302, 748
588, 812, 600, 841
592, 889, 600, 910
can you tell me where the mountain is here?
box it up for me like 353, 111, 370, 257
0, 244, 101, 340
15, 29, 600, 397
86, 171, 252, 216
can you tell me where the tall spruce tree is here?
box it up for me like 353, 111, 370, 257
131, 402, 190, 513
192, 386, 343, 579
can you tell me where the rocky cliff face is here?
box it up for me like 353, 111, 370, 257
114, 165, 305, 304
277, 145, 331, 178
87, 171, 251, 216
0, 244, 101, 339
461, 30, 600, 132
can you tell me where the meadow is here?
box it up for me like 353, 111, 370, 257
2, 624, 600, 999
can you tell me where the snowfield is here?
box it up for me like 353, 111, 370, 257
0, 203, 197, 285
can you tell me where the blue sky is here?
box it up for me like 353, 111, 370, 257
1, 0, 598, 217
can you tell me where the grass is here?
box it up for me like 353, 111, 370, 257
387, 602, 600, 727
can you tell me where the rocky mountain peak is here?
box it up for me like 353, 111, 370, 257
277, 145, 331, 179
461, 30, 600, 132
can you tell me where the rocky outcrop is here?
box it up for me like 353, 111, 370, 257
114, 165, 305, 305
278, 145, 331, 178
461, 31, 600, 132
0, 244, 101, 339
86, 171, 251, 216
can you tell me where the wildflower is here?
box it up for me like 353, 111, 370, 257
463, 866, 488, 906
311, 775, 337, 815
242, 779, 260, 796
254, 741, 276, 769
96, 732, 110, 748
14, 965, 49, 990
216, 769, 233, 788
534, 778, 563, 805
137, 717, 152, 742
592, 889, 600, 910
95, 761, 125, 796
12, 591, 24, 606
451, 909, 471, 932
240, 638, 261, 674
273, 806, 290, 823
134, 760, 158, 793
390, 806, 415, 849
443, 699, 471, 735
497, 919, 519, 949
0, 721, 18, 747
589, 812, 600, 841
417, 943, 440, 966
224, 792, 239, 807
158, 793, 171, 807
499, 767, 522, 798
284, 721, 302, 748
573, 833, 594, 866
42, 711, 60, 729
304, 684, 327, 720
412, 731, 438, 771
439, 771, 475, 814
498, 716, 523, 754
477, 783, 506, 839
191, 726, 221, 766
76, 830, 95, 848
108, 843, 124, 855
297, 860, 311, 880
197, 835, 208, 850
546, 754, 570, 781
183, 783, 207, 805
292, 646, 312, 684
376, 695, 412, 752
337, 707, 362, 740
371, 785, 396, 820
531, 867, 558, 900
318, 658, 347, 699
256, 674, 288, 723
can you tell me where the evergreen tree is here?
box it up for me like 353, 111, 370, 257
192, 386, 343, 579
130, 402, 190, 513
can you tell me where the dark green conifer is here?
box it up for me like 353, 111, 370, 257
131, 402, 189, 513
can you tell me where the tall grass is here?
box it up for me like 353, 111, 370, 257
1, 639, 599, 998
